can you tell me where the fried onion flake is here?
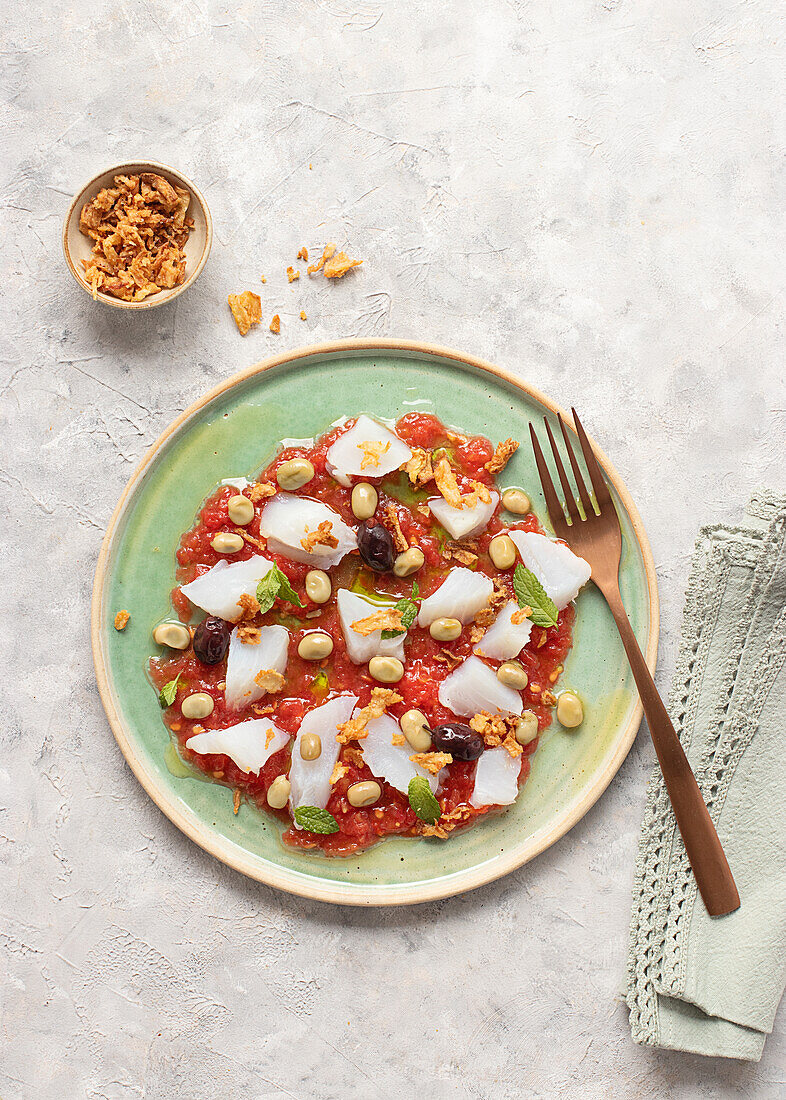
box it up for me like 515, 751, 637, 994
359, 440, 391, 470
300, 520, 338, 552
485, 438, 519, 474
469, 711, 523, 757
336, 688, 403, 744
254, 669, 286, 694
409, 751, 452, 775
433, 456, 492, 510
350, 607, 405, 637
404, 447, 434, 488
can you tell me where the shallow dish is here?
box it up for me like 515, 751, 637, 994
92, 340, 658, 905
62, 160, 212, 310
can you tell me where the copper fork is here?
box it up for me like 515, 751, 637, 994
530, 410, 739, 917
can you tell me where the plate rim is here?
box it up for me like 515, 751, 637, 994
91, 338, 659, 906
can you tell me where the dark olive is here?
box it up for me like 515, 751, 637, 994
428, 722, 485, 761
357, 522, 395, 573
193, 616, 230, 664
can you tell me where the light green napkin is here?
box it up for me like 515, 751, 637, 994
627, 490, 786, 1061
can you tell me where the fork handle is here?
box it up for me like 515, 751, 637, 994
599, 581, 740, 917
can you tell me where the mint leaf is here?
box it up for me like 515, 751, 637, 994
382, 581, 420, 639
408, 776, 441, 824
256, 570, 280, 614
256, 565, 304, 615
275, 567, 304, 608
158, 674, 181, 708
293, 805, 339, 834
512, 563, 558, 628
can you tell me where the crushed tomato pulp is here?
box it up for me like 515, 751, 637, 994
150, 413, 575, 855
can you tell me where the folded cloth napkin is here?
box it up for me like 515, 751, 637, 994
627, 490, 786, 1061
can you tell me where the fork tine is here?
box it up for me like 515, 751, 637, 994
529, 423, 568, 537
543, 418, 580, 523
571, 408, 613, 512
558, 413, 594, 516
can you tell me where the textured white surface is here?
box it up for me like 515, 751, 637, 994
1, 1, 785, 1096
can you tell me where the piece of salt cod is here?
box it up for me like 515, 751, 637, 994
260, 494, 357, 568
289, 694, 358, 817
186, 718, 289, 775
180, 554, 275, 622
361, 714, 441, 794
508, 530, 591, 610
225, 624, 289, 711
325, 415, 412, 482
336, 589, 406, 664
438, 655, 523, 717
428, 490, 499, 541
470, 746, 521, 807
417, 567, 494, 628
473, 600, 533, 660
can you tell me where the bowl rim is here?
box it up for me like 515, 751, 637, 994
91, 338, 660, 906
62, 159, 213, 311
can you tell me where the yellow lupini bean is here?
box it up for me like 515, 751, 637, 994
429, 617, 462, 642
181, 693, 215, 720
489, 534, 516, 570
351, 482, 378, 520
393, 547, 425, 577
305, 569, 331, 604
227, 494, 254, 525
211, 531, 244, 554
300, 733, 322, 760
368, 656, 404, 683
297, 632, 334, 661
153, 622, 191, 650
556, 691, 584, 728
501, 489, 531, 515
400, 709, 431, 752
516, 711, 539, 745
276, 458, 315, 490
497, 661, 528, 689
267, 775, 291, 809
347, 781, 382, 808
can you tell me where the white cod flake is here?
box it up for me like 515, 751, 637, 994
428, 490, 499, 540
474, 601, 533, 660
326, 414, 412, 479
361, 714, 440, 794
180, 555, 275, 622
260, 494, 357, 568
225, 624, 289, 711
417, 567, 493, 627
336, 589, 406, 664
325, 460, 352, 487
289, 694, 358, 819
508, 530, 591, 610
186, 718, 289, 775
220, 477, 250, 491
438, 655, 523, 717
470, 747, 521, 807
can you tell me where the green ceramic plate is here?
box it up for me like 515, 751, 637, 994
92, 340, 658, 906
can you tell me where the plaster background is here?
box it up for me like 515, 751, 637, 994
1, 1, 784, 1096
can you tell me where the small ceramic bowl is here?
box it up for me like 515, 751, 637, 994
63, 160, 212, 310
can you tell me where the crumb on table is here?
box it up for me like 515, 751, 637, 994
228, 291, 261, 335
